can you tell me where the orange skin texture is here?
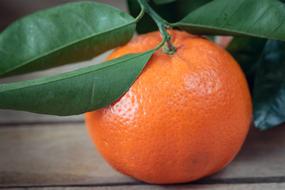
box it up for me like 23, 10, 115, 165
85, 30, 252, 184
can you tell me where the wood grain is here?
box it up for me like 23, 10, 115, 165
0, 124, 134, 187
0, 123, 285, 188
0, 111, 83, 125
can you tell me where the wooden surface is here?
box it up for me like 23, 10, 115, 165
1, 0, 285, 189
1, 118, 285, 189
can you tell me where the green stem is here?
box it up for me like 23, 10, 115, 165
138, 0, 176, 55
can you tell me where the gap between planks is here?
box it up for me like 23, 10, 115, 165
2, 176, 285, 189
0, 120, 84, 127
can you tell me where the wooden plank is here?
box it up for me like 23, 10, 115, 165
0, 124, 133, 187
1, 124, 285, 187
0, 111, 83, 125
6, 183, 285, 190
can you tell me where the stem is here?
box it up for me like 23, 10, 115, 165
138, 0, 176, 55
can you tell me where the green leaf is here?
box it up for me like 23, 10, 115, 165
227, 37, 267, 92
227, 38, 285, 130
0, 50, 154, 116
253, 40, 285, 130
0, 2, 136, 76
174, 0, 285, 41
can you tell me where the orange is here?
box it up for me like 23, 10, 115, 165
85, 30, 252, 184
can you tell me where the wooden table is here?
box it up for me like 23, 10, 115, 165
0, 110, 285, 190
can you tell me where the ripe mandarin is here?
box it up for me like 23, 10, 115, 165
85, 30, 252, 184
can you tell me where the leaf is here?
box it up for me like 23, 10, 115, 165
0, 50, 154, 116
227, 37, 267, 92
0, 2, 136, 76
227, 38, 285, 130
174, 0, 285, 41
253, 40, 285, 130
127, 0, 211, 34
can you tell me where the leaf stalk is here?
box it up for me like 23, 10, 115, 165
138, 0, 176, 55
